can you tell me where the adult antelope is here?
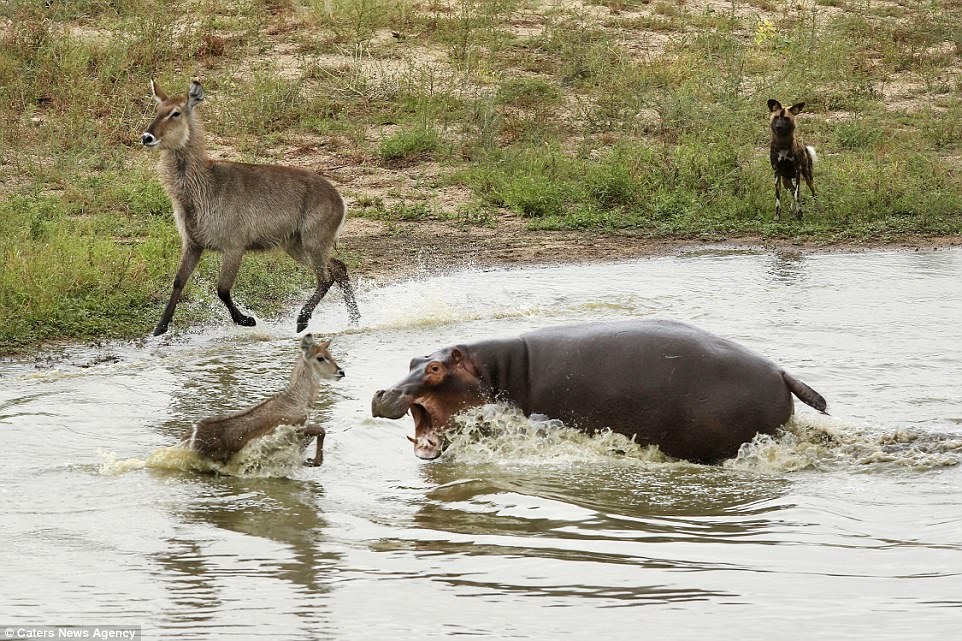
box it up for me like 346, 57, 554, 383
141, 79, 360, 336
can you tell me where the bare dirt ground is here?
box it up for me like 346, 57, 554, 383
339, 215, 962, 283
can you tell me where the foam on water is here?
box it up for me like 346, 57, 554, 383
444, 404, 674, 466
97, 424, 313, 478
441, 404, 962, 472
728, 419, 962, 473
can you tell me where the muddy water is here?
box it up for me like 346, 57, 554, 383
2, 249, 961, 640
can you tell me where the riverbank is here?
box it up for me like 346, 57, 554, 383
3, 0, 962, 354
340, 217, 962, 283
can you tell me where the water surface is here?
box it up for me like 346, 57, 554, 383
2, 248, 961, 639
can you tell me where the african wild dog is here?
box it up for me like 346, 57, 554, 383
768, 99, 817, 220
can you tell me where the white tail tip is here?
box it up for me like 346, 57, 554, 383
806, 146, 817, 163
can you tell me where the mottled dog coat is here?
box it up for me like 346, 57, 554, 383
768, 99, 817, 220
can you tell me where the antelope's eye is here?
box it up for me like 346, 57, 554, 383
317, 356, 327, 363
170, 110, 181, 119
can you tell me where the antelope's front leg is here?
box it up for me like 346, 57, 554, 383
155, 244, 203, 336
302, 423, 326, 466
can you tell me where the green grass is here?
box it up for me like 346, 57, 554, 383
2, 0, 962, 353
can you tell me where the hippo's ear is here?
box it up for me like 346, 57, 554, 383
450, 347, 478, 377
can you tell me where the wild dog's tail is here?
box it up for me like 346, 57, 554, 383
806, 145, 817, 163
783, 371, 828, 414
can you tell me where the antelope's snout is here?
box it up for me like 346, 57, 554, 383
336, 368, 346, 380
141, 132, 158, 147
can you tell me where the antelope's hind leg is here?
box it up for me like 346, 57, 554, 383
297, 261, 334, 334
329, 258, 360, 325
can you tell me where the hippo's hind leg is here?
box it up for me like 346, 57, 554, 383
301, 423, 326, 466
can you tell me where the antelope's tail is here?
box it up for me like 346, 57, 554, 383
783, 371, 828, 414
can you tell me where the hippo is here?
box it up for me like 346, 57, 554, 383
371, 319, 827, 463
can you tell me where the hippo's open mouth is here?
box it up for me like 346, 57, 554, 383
409, 403, 431, 432
408, 402, 445, 460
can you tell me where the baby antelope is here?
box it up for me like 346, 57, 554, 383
768, 99, 817, 220
183, 334, 344, 466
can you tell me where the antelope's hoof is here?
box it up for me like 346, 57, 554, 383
296, 317, 309, 333
152, 324, 169, 336
304, 457, 322, 467
236, 315, 256, 327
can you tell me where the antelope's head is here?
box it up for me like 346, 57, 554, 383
299, 334, 346, 383
141, 79, 204, 150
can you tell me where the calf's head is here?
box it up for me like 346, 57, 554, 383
371, 347, 489, 460
300, 334, 345, 382
768, 99, 805, 138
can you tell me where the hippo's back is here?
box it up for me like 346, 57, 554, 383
517, 319, 795, 462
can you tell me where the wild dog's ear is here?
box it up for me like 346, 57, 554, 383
789, 102, 805, 115
187, 80, 205, 110
150, 79, 167, 104
767, 99, 782, 113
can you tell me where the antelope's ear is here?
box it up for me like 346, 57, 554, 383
789, 102, 805, 115
150, 79, 167, 104
188, 80, 205, 110
767, 99, 782, 113
300, 333, 317, 352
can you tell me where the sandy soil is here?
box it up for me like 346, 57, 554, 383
339, 215, 962, 283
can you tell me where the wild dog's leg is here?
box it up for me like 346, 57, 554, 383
217, 249, 256, 327
154, 244, 203, 336
773, 173, 782, 220
803, 170, 818, 211
792, 171, 803, 220
329, 258, 360, 325
302, 423, 326, 466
